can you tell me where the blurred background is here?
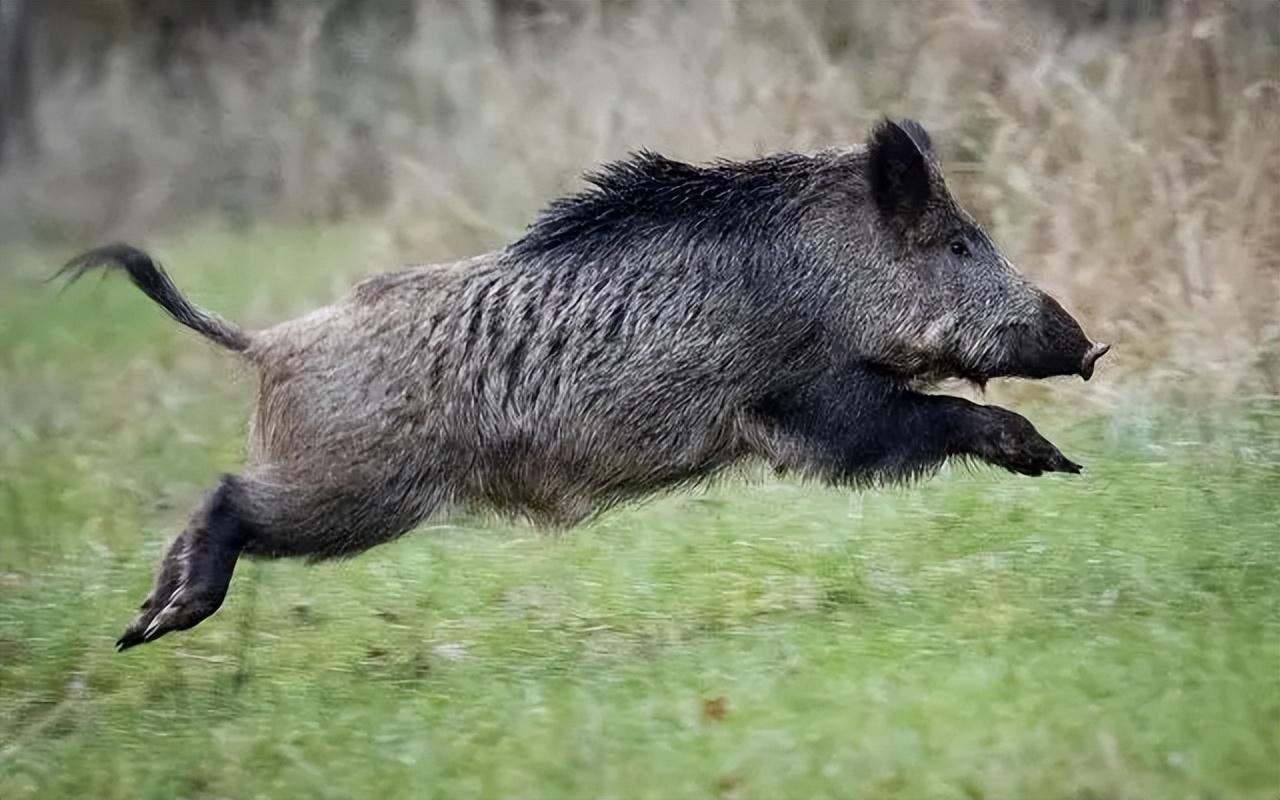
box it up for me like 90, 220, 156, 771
1, 0, 1277, 400
2, 3, 1280, 798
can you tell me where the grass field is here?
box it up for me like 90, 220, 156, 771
1, 229, 1278, 799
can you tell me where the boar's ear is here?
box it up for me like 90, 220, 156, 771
868, 118, 933, 223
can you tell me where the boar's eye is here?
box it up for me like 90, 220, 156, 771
949, 240, 971, 258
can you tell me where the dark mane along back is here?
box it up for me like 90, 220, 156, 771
505, 150, 816, 263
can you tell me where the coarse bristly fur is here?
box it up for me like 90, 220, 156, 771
58, 118, 1109, 650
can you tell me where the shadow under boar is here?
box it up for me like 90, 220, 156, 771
59, 119, 1109, 650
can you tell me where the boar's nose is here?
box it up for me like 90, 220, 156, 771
1079, 342, 1111, 381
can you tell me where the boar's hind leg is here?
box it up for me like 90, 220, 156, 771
231, 467, 442, 561
117, 475, 250, 651
757, 365, 1080, 483
117, 469, 439, 649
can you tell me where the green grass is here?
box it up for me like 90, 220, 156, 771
2, 228, 1278, 799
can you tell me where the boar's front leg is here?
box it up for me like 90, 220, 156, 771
755, 365, 1080, 484
951, 403, 1081, 477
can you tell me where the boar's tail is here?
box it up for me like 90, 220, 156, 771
55, 243, 251, 352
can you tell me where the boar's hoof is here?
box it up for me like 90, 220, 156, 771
968, 406, 1082, 477
116, 477, 246, 651
116, 569, 234, 651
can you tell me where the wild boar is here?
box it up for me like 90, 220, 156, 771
60, 119, 1108, 649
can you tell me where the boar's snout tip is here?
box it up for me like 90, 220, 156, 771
1079, 342, 1111, 381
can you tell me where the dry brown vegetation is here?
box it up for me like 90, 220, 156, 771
2, 0, 1277, 401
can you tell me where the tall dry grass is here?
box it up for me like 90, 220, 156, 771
1, 0, 1277, 402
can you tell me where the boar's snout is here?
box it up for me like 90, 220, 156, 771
1007, 293, 1109, 381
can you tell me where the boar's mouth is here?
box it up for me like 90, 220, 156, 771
980, 294, 1110, 383
994, 338, 1111, 382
